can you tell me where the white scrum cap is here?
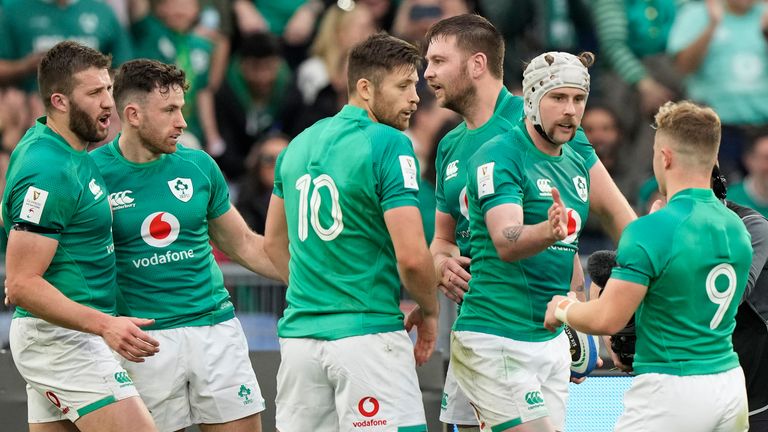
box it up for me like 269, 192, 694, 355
522, 52, 591, 127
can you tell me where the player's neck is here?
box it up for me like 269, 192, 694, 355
46, 114, 88, 152
525, 119, 562, 157
463, 78, 503, 130
118, 131, 161, 164
664, 170, 712, 199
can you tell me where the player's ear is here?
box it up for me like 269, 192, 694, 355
469, 52, 487, 79
123, 103, 141, 127
50, 92, 68, 113
661, 147, 673, 169
356, 78, 373, 102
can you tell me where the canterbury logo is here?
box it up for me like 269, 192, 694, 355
525, 391, 544, 405
109, 191, 135, 207
114, 372, 133, 384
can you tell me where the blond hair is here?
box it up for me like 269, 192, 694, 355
654, 101, 721, 167
310, 4, 372, 75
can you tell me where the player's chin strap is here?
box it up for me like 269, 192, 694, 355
534, 124, 558, 146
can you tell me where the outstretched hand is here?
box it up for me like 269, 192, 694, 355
549, 187, 568, 241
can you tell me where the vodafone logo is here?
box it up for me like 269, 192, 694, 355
459, 187, 469, 220
358, 396, 379, 418
140, 212, 180, 248
563, 208, 582, 244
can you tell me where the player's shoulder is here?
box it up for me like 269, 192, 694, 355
362, 120, 410, 143
624, 209, 678, 243
172, 143, 218, 167
499, 93, 525, 121
89, 142, 115, 166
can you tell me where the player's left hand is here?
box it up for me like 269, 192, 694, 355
544, 293, 572, 332
410, 309, 437, 366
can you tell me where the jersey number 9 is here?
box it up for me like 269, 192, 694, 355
705, 263, 737, 330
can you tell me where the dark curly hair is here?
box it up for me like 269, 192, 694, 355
113, 59, 189, 112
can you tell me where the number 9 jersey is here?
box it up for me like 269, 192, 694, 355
610, 188, 753, 376
273, 105, 421, 340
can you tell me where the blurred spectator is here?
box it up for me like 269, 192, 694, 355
583, 105, 620, 172
479, 0, 593, 91
236, 132, 289, 233
0, 0, 132, 119
357, 0, 397, 30
393, 0, 444, 43
0, 87, 24, 197
668, 0, 768, 179
215, 31, 292, 179
579, 103, 631, 252
728, 129, 768, 218
592, 0, 684, 198
196, 0, 236, 91
130, 0, 223, 155
233, 0, 326, 68
393, 0, 468, 44
281, 3, 375, 137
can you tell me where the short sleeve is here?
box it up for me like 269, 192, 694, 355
272, 148, 286, 199
468, 135, 524, 216
204, 152, 231, 219
6, 169, 77, 240
610, 222, 655, 287
374, 132, 420, 211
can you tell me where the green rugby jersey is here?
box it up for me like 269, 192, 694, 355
0, 0, 132, 91
611, 188, 752, 376
454, 121, 590, 341
91, 138, 232, 330
435, 87, 597, 257
3, 118, 117, 317
274, 105, 421, 340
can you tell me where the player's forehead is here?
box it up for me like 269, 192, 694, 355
381, 64, 418, 84
426, 34, 461, 58
147, 83, 186, 104
71, 67, 111, 92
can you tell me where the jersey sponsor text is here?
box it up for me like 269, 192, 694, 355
132, 249, 195, 268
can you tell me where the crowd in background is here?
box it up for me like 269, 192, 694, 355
0, 0, 767, 253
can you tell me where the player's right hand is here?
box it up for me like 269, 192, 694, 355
412, 312, 438, 367
437, 256, 471, 304
548, 187, 568, 241
102, 317, 160, 363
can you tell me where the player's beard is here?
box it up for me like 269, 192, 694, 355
69, 100, 107, 143
371, 96, 410, 131
137, 125, 176, 156
442, 66, 476, 118
544, 120, 577, 145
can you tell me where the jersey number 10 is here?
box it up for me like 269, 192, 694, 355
295, 174, 344, 241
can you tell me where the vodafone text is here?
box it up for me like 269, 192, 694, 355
132, 249, 194, 268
